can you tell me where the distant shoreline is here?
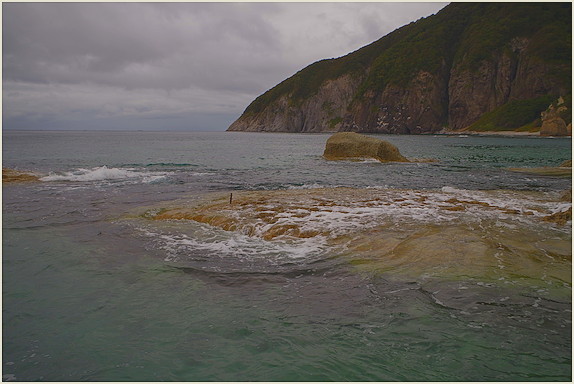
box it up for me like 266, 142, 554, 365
3, 128, 572, 138
226, 130, 571, 138
437, 130, 572, 138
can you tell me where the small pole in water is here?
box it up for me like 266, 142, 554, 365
229, 193, 233, 204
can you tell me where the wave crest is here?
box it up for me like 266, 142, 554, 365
40, 166, 167, 183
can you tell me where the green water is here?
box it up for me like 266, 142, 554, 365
2, 131, 571, 381
4, 222, 571, 381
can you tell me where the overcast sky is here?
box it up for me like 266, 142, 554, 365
3, 2, 448, 131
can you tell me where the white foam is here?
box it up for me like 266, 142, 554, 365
287, 183, 328, 190
356, 158, 381, 164
41, 166, 168, 183
136, 224, 328, 263
245, 188, 572, 236
135, 187, 571, 264
441, 186, 467, 194
549, 202, 572, 215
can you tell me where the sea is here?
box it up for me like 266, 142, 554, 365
2, 130, 572, 381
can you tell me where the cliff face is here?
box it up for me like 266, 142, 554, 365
342, 68, 450, 134
228, 3, 571, 134
448, 39, 567, 130
229, 74, 360, 132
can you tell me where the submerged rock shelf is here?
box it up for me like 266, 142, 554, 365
2, 168, 40, 183
136, 187, 571, 286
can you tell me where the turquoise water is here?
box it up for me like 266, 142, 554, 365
2, 131, 572, 381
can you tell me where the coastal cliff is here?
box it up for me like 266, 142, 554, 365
228, 3, 571, 134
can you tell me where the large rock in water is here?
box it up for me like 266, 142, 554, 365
540, 117, 568, 136
540, 99, 569, 136
323, 132, 409, 162
2, 168, 39, 183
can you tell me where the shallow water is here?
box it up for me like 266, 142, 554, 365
2, 130, 572, 381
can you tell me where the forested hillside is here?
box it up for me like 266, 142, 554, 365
229, 3, 571, 134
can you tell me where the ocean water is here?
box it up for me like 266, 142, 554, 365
2, 130, 572, 381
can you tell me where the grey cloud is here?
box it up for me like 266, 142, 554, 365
3, 2, 448, 131
3, 2, 286, 92
4, 4, 173, 76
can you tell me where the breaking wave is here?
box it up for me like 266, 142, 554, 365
40, 166, 168, 183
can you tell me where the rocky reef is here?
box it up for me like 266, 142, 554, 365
3, 168, 40, 183
507, 159, 572, 178
540, 97, 571, 136
543, 207, 572, 226
139, 187, 571, 283
322, 132, 409, 162
228, 3, 571, 134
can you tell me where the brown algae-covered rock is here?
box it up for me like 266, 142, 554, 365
323, 132, 409, 162
543, 207, 572, 225
507, 167, 572, 177
140, 187, 571, 283
2, 168, 40, 183
560, 190, 572, 202
507, 160, 572, 178
540, 117, 568, 136
540, 99, 570, 137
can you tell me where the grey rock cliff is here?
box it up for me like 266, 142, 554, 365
449, 42, 565, 130
228, 74, 360, 132
342, 68, 450, 134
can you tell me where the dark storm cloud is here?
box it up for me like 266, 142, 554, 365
3, 2, 448, 130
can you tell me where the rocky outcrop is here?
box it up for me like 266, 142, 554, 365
342, 69, 449, 134
323, 132, 409, 162
543, 187, 572, 225
228, 3, 570, 134
507, 159, 573, 178
3, 168, 39, 183
540, 98, 570, 136
540, 118, 568, 136
448, 41, 565, 130
507, 167, 572, 177
228, 74, 360, 132
543, 207, 572, 225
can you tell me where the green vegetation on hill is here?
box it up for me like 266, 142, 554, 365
455, 3, 570, 67
240, 2, 571, 131
360, 5, 469, 93
362, 3, 571, 95
466, 95, 556, 132
244, 21, 411, 115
